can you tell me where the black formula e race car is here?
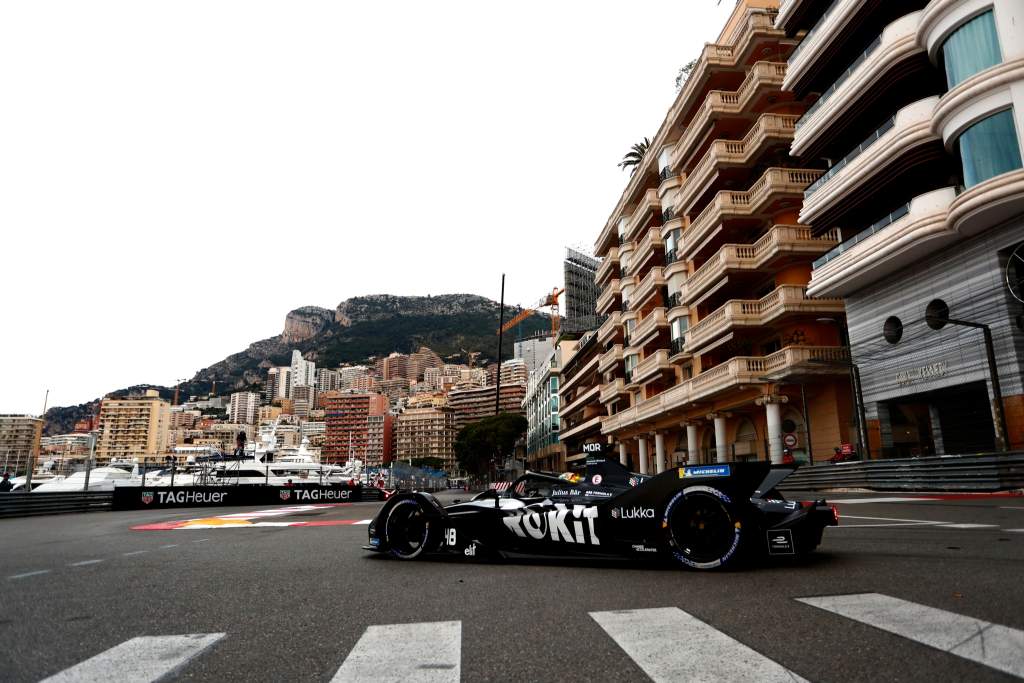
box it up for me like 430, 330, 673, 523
364, 457, 837, 570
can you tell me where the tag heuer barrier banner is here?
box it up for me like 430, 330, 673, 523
113, 485, 383, 510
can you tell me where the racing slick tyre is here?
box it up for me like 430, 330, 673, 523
382, 498, 439, 560
663, 486, 746, 570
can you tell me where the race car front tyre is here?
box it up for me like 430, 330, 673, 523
383, 498, 438, 560
663, 486, 745, 570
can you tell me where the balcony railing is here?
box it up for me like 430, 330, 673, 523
789, 0, 842, 64
797, 34, 881, 130
659, 166, 674, 182
668, 291, 683, 309
662, 208, 675, 222
813, 203, 910, 269
664, 249, 678, 266
804, 116, 895, 198
670, 337, 686, 356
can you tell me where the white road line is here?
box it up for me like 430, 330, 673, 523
160, 544, 179, 548
122, 550, 148, 556
40, 633, 225, 683
331, 621, 460, 682
354, 519, 371, 525
797, 593, 1024, 679
942, 523, 998, 529
590, 607, 808, 682
831, 497, 938, 504
1004, 529, 1024, 533
8, 570, 51, 580
192, 538, 210, 543
69, 559, 104, 567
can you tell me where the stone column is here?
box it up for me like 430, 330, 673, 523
618, 442, 628, 468
706, 413, 729, 463
757, 395, 789, 464
928, 404, 945, 456
654, 432, 666, 474
686, 424, 699, 465
637, 437, 648, 475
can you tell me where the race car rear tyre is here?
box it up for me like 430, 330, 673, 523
663, 486, 745, 570
383, 498, 438, 560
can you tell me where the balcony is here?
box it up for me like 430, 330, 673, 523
596, 279, 621, 316
669, 336, 687, 359
632, 307, 669, 347
675, 113, 799, 216
632, 267, 667, 309
623, 189, 662, 243
597, 312, 623, 346
560, 385, 601, 420
791, 12, 923, 157
784, 0, 860, 93
594, 247, 619, 286
632, 349, 673, 386
669, 62, 789, 174
800, 97, 939, 226
686, 285, 845, 352
683, 168, 823, 261
632, 227, 664, 274
599, 378, 629, 405
685, 225, 841, 304
598, 344, 624, 374
808, 187, 957, 297
601, 345, 849, 435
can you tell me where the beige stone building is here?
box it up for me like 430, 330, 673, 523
95, 390, 170, 463
0, 414, 44, 475
396, 406, 456, 471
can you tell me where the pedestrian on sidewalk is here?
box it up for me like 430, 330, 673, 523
0, 472, 13, 492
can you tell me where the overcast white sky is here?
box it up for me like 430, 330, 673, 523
0, 1, 737, 413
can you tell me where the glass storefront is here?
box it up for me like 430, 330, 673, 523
957, 109, 1023, 188
942, 10, 1001, 88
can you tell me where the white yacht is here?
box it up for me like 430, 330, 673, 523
32, 466, 140, 492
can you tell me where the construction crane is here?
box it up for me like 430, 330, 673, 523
498, 287, 564, 338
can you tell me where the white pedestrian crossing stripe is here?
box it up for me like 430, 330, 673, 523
797, 593, 1024, 679
590, 607, 808, 682
331, 620, 461, 682
41, 633, 225, 683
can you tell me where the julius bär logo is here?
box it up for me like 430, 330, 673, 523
279, 489, 292, 501
141, 491, 154, 505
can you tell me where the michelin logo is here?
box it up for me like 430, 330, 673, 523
681, 465, 731, 478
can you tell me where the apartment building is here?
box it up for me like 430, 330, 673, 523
515, 337, 554, 374
0, 414, 43, 475
228, 391, 260, 425
523, 341, 577, 471
321, 391, 389, 463
594, 0, 854, 472
365, 414, 395, 467
265, 366, 291, 403
290, 350, 316, 393
558, 331, 605, 472
95, 390, 170, 463
395, 406, 456, 471
780, 0, 1024, 455
563, 247, 605, 334
448, 383, 527, 432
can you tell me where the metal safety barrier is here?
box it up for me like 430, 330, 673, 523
0, 491, 114, 519
779, 452, 1024, 492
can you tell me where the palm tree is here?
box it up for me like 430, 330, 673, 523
618, 137, 651, 175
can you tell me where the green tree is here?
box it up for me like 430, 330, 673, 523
675, 58, 698, 91
617, 137, 651, 175
454, 413, 528, 477
410, 457, 447, 470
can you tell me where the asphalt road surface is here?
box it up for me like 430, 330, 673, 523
2, 490, 1023, 682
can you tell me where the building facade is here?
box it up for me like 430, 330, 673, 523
95, 390, 170, 463
265, 366, 291, 403
290, 350, 316, 393
780, 0, 1024, 455
228, 391, 260, 425
514, 338, 553, 374
523, 340, 577, 471
563, 247, 605, 334
593, 0, 854, 473
558, 331, 605, 472
365, 414, 395, 467
0, 414, 44, 475
321, 391, 389, 463
395, 406, 456, 471
448, 383, 528, 432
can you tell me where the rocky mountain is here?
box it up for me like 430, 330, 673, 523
43, 294, 549, 435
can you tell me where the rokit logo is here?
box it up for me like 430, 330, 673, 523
611, 507, 655, 520
503, 504, 600, 545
